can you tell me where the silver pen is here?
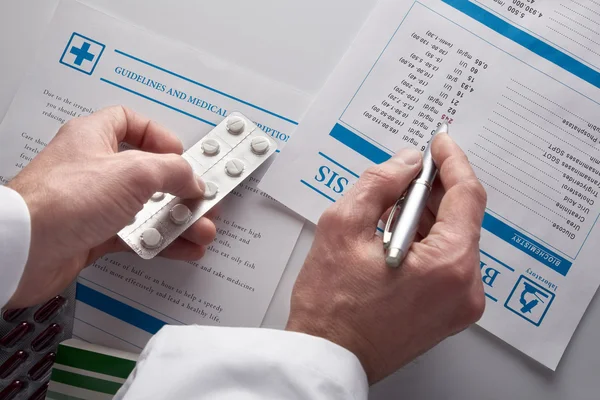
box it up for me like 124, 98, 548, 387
383, 122, 449, 268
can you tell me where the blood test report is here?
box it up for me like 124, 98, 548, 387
261, 0, 600, 369
0, 1, 309, 351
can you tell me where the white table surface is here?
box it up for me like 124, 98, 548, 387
1, 1, 599, 398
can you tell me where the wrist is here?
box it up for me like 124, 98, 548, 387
0, 185, 32, 308
286, 311, 383, 384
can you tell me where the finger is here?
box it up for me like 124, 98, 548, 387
379, 205, 436, 237
378, 168, 444, 225
118, 151, 205, 199
380, 206, 393, 226
91, 106, 184, 154
180, 217, 217, 246
427, 179, 444, 217
417, 208, 436, 237
159, 239, 206, 261
204, 205, 221, 220
328, 148, 422, 234
87, 236, 207, 262
428, 133, 487, 240
85, 236, 125, 265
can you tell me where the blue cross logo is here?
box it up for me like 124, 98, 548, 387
70, 42, 95, 66
60, 33, 105, 76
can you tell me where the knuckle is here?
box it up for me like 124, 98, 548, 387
441, 246, 479, 289
128, 154, 161, 188
318, 205, 346, 230
465, 286, 486, 323
460, 178, 487, 208
59, 118, 81, 134
99, 105, 129, 131
105, 105, 127, 118
361, 164, 397, 189
165, 154, 194, 181
446, 263, 473, 289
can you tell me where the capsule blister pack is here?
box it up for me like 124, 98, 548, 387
0, 284, 75, 400
119, 112, 278, 259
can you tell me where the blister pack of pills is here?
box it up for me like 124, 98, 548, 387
119, 112, 278, 259
0, 284, 76, 400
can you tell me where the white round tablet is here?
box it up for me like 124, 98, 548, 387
203, 181, 219, 200
226, 116, 245, 135
201, 138, 220, 156
151, 192, 165, 201
141, 228, 162, 249
225, 159, 245, 177
251, 136, 270, 155
170, 204, 192, 225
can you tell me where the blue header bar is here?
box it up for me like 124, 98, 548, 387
76, 283, 167, 334
482, 213, 572, 276
442, 0, 600, 88
329, 123, 392, 164
114, 49, 299, 125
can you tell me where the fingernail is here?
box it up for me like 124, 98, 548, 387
395, 148, 422, 165
196, 175, 205, 194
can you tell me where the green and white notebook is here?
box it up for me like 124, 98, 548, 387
46, 339, 137, 400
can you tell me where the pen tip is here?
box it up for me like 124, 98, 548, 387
436, 122, 449, 135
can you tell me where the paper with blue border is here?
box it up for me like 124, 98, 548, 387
0, 0, 310, 352
261, 0, 600, 370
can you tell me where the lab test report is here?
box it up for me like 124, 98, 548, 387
261, 0, 600, 369
0, 0, 310, 351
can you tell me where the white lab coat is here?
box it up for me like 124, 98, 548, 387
0, 186, 369, 399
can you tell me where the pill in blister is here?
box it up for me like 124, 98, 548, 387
0, 380, 26, 400
141, 228, 163, 249
225, 159, 245, 177
151, 192, 165, 201
27, 352, 55, 381
0, 322, 34, 348
2, 309, 26, 323
226, 116, 245, 135
27, 381, 49, 400
30, 324, 62, 352
118, 112, 277, 259
33, 296, 66, 323
201, 138, 220, 156
251, 136, 270, 155
0, 350, 28, 379
204, 181, 219, 200
170, 204, 192, 225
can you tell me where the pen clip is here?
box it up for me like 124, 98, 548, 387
383, 195, 405, 248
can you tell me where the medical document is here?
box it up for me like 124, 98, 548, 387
261, 0, 600, 369
0, 0, 310, 352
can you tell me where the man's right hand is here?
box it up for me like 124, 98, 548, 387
6, 106, 216, 308
286, 133, 487, 384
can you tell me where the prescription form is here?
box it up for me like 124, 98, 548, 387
261, 0, 600, 369
0, 1, 310, 351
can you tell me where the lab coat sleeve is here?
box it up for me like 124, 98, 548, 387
116, 325, 369, 400
0, 186, 31, 309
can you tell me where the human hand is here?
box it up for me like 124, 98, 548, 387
286, 133, 487, 384
6, 106, 217, 308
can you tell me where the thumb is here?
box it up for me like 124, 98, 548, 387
117, 151, 205, 201
336, 148, 422, 233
